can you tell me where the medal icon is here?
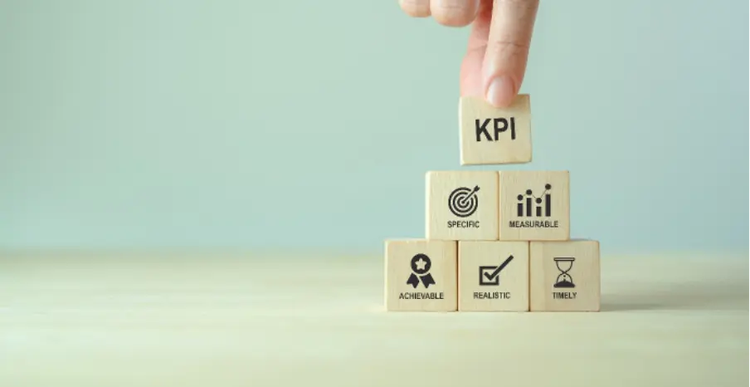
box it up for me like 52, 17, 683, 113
406, 253, 436, 288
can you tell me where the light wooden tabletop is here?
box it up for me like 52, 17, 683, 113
0, 251, 747, 387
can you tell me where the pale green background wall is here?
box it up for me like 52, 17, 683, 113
1, 1, 747, 254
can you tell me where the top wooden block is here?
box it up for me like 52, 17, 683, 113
459, 95, 532, 165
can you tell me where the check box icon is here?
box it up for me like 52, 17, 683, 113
479, 255, 514, 286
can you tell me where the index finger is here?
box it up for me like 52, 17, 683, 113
483, 0, 539, 107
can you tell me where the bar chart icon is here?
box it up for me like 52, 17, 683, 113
517, 184, 552, 218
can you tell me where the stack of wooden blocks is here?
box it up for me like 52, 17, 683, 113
385, 95, 600, 312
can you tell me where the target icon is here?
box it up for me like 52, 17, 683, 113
448, 185, 480, 217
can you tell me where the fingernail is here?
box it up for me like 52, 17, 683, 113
486, 76, 516, 107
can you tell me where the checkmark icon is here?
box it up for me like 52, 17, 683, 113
479, 255, 514, 286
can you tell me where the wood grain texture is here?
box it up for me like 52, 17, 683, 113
458, 241, 530, 311
426, 171, 498, 241
459, 95, 532, 165
0, 252, 746, 387
498, 170, 570, 241
385, 239, 457, 311
530, 240, 601, 311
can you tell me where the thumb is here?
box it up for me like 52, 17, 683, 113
483, 0, 539, 107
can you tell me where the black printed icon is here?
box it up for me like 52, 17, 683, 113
517, 184, 552, 217
448, 186, 480, 217
553, 257, 575, 288
479, 255, 514, 286
406, 254, 436, 288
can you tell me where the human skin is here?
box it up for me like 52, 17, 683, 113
398, 0, 540, 108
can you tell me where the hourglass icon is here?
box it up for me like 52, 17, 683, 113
553, 257, 575, 288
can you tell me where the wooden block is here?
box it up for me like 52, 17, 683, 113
458, 241, 529, 312
459, 95, 532, 165
385, 239, 457, 312
529, 240, 600, 312
426, 171, 499, 241
498, 170, 570, 241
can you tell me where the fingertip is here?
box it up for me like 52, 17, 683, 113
485, 75, 517, 108
432, 12, 475, 27
430, 0, 478, 27
399, 0, 431, 17
433, 15, 474, 27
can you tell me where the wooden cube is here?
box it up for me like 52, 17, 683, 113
529, 240, 600, 312
426, 171, 499, 241
384, 239, 457, 312
498, 170, 570, 241
458, 95, 532, 165
458, 241, 529, 312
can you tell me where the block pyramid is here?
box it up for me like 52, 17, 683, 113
384, 95, 601, 312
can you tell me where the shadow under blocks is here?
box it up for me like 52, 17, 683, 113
384, 95, 601, 312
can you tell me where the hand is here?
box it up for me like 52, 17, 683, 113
399, 0, 539, 108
